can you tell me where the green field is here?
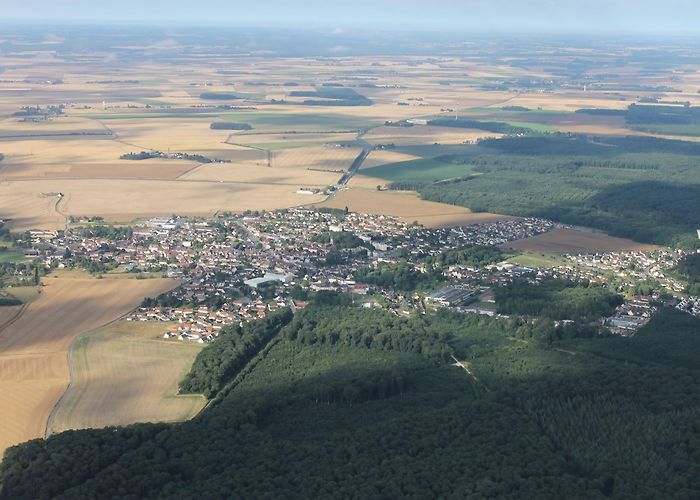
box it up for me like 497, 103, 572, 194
631, 123, 700, 137
360, 157, 474, 182
0, 250, 28, 264
506, 252, 567, 269
2, 286, 40, 303
501, 120, 558, 133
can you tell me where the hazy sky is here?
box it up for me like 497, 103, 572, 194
5, 0, 700, 34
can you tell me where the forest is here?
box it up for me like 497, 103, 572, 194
289, 87, 372, 106
199, 92, 242, 100
210, 122, 253, 130
425, 244, 503, 268
353, 262, 443, 291
677, 253, 700, 295
180, 308, 293, 397
494, 278, 624, 322
1, 305, 698, 499
392, 135, 700, 246
427, 118, 532, 135
578, 104, 700, 136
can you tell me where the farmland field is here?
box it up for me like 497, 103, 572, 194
50, 321, 205, 434
363, 125, 499, 146
0, 178, 328, 229
320, 187, 511, 227
502, 228, 661, 254
0, 274, 176, 455
0, 306, 23, 330
2, 39, 699, 238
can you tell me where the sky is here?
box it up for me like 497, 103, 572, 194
4, 0, 700, 35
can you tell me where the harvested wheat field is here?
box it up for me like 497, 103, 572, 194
0, 305, 23, 330
181, 162, 340, 186
50, 321, 205, 434
230, 132, 357, 149
0, 274, 176, 455
502, 228, 661, 254
0, 116, 109, 138
0, 186, 64, 231
0, 137, 198, 179
360, 150, 422, 170
270, 146, 361, 171
0, 178, 327, 227
319, 187, 510, 227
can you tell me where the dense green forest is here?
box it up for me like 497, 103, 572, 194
677, 253, 700, 295
353, 262, 443, 291
313, 230, 368, 249
289, 87, 372, 106
77, 225, 133, 240
578, 104, 700, 136
427, 118, 532, 135
199, 92, 241, 100
1, 305, 699, 499
210, 122, 253, 130
677, 253, 700, 282
376, 134, 700, 246
180, 308, 293, 397
425, 244, 503, 268
494, 278, 624, 322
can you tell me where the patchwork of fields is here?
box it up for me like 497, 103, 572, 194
3, 32, 700, 462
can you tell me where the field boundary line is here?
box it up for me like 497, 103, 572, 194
44, 281, 182, 439
44, 313, 126, 439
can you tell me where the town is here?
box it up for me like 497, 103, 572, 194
4, 208, 700, 342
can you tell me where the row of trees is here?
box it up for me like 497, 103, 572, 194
180, 308, 294, 397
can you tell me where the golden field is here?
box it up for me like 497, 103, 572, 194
50, 321, 205, 434
0, 274, 176, 456
319, 187, 511, 228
